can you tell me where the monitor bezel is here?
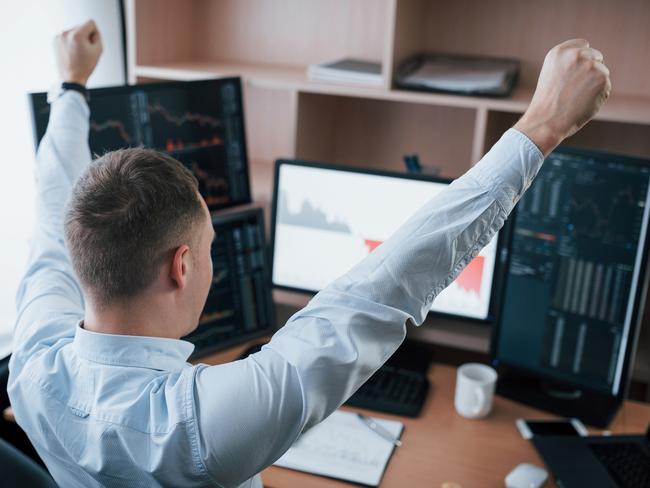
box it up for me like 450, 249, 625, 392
489, 146, 650, 422
186, 207, 276, 359
270, 158, 509, 324
28, 77, 252, 211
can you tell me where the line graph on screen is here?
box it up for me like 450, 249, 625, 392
274, 189, 496, 319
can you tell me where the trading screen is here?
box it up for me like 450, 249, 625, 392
183, 209, 274, 355
272, 162, 499, 321
30, 79, 250, 211
495, 149, 650, 394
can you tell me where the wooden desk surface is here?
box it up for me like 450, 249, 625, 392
202, 339, 650, 488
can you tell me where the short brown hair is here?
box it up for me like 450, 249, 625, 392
65, 148, 205, 306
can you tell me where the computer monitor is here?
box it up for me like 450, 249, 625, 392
183, 208, 275, 357
491, 147, 650, 427
271, 160, 504, 321
29, 78, 251, 211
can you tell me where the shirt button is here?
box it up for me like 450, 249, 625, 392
426, 293, 434, 303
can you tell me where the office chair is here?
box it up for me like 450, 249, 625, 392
0, 355, 57, 487
0, 354, 9, 410
0, 437, 57, 487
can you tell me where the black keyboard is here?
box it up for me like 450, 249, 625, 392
590, 441, 650, 488
238, 342, 429, 417
346, 364, 429, 417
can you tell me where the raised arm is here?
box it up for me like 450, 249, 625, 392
194, 40, 611, 487
13, 21, 102, 353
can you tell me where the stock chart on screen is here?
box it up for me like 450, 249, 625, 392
30, 79, 250, 211
272, 161, 500, 321
183, 208, 274, 356
495, 148, 650, 394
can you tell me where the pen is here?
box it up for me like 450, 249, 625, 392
356, 413, 402, 447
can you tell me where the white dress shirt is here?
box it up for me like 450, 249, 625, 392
8, 90, 543, 487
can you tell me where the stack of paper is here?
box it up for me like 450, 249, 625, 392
406, 61, 508, 92
308, 58, 383, 86
397, 54, 519, 96
274, 410, 404, 486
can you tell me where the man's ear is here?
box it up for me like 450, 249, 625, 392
170, 244, 190, 289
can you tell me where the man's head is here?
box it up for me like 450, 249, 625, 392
65, 148, 214, 337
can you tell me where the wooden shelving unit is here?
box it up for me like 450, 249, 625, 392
125, 0, 650, 378
132, 61, 650, 125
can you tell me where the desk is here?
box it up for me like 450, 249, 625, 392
3, 341, 648, 487
203, 339, 650, 488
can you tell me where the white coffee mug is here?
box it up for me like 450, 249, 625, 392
454, 363, 498, 419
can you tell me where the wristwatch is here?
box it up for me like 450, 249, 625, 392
47, 81, 90, 104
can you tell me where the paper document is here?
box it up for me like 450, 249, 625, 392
308, 58, 384, 86
408, 61, 509, 92
274, 410, 404, 486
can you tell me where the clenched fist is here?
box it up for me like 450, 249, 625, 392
54, 19, 103, 86
515, 39, 611, 156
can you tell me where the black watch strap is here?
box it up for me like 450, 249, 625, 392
61, 82, 89, 102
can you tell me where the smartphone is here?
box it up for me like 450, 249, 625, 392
515, 418, 588, 440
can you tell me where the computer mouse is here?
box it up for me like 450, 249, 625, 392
505, 463, 549, 488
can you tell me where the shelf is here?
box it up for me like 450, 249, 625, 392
134, 61, 650, 126
133, 61, 309, 88
595, 94, 650, 125
301, 83, 529, 112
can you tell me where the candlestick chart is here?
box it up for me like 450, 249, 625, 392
29, 79, 250, 210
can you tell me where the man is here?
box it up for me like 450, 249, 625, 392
8, 19, 610, 488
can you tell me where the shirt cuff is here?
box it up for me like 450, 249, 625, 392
48, 90, 90, 130
467, 127, 545, 214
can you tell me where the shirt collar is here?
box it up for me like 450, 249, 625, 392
73, 322, 195, 371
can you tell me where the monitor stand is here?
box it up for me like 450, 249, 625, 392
495, 366, 620, 428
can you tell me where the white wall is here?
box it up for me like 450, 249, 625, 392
0, 0, 125, 358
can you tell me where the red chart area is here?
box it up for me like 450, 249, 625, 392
363, 239, 485, 296
456, 256, 484, 294
364, 239, 383, 253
